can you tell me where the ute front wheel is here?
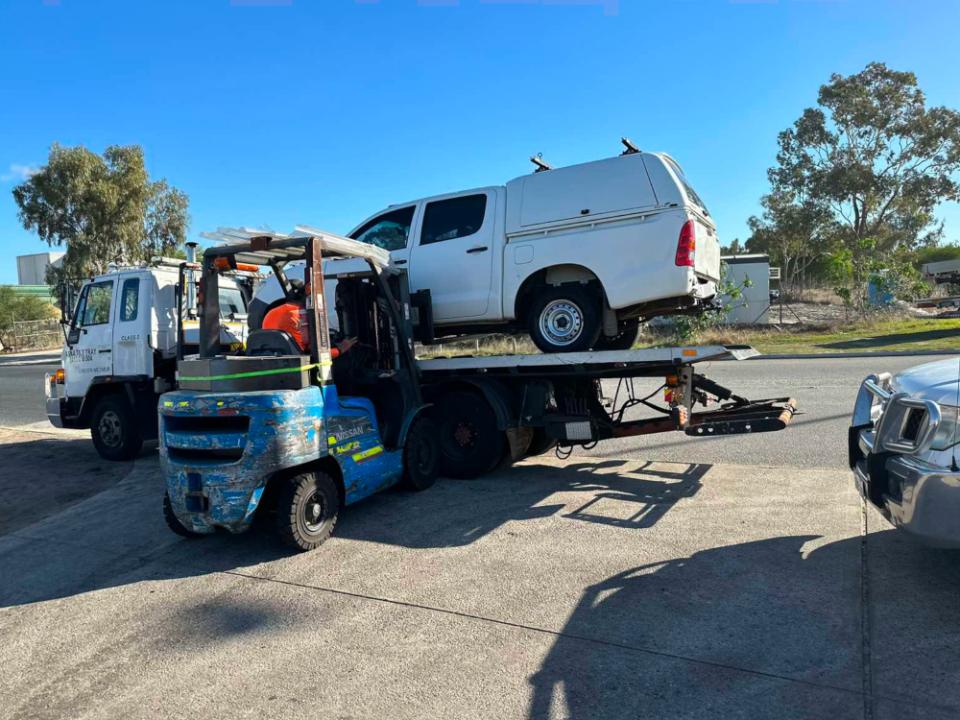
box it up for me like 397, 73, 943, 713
275, 472, 341, 551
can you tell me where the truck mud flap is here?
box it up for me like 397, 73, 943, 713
684, 398, 797, 437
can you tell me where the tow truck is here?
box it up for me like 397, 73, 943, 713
161, 229, 796, 551
44, 249, 254, 460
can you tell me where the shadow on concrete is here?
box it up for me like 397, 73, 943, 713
1, 447, 706, 607
820, 327, 960, 350
527, 530, 960, 720
333, 458, 708, 548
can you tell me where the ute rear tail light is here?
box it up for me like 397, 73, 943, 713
675, 220, 696, 267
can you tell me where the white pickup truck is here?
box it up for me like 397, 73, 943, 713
338, 146, 720, 352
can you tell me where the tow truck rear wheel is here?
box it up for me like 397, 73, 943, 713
90, 395, 143, 461
163, 492, 204, 538
401, 416, 440, 491
436, 390, 504, 479
275, 471, 340, 551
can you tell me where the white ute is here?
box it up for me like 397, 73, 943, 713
44, 258, 249, 460
284, 142, 720, 352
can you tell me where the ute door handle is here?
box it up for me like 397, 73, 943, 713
466, 246, 489, 254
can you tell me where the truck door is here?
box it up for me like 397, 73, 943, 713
64, 279, 115, 399
409, 191, 496, 321
113, 274, 151, 377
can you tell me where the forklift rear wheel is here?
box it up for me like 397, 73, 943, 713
90, 395, 143, 461
402, 416, 440, 491
163, 492, 204, 538
436, 391, 504, 479
275, 472, 341, 551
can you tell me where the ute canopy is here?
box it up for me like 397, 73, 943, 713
199, 226, 391, 268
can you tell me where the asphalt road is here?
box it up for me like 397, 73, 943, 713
0, 353, 930, 465
0, 352, 59, 428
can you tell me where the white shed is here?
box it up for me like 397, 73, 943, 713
720, 254, 770, 325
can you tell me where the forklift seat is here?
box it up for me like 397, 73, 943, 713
246, 329, 304, 357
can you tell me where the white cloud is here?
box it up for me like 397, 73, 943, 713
0, 163, 40, 183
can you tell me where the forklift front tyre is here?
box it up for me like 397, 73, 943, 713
163, 492, 204, 539
275, 472, 341, 551
402, 416, 439, 491
91, 395, 143, 461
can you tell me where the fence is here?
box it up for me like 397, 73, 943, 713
4, 319, 63, 352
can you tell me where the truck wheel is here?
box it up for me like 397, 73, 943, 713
90, 395, 143, 461
525, 428, 558, 458
402, 416, 439, 491
594, 319, 640, 351
163, 492, 204, 538
275, 472, 340, 551
436, 390, 504, 479
528, 285, 602, 353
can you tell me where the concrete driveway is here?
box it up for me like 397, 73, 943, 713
2, 425, 959, 720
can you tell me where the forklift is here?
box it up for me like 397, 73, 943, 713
160, 231, 437, 550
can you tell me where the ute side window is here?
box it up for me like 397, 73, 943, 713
350, 206, 416, 252
75, 280, 114, 327
120, 278, 139, 322
420, 194, 487, 245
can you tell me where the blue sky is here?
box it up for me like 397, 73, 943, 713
1, 0, 958, 284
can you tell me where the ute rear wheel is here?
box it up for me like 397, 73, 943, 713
527, 285, 602, 353
595, 319, 640, 351
275, 472, 341, 551
90, 395, 143, 461
436, 390, 504, 479
402, 416, 440, 491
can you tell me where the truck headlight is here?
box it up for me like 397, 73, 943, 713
930, 405, 960, 450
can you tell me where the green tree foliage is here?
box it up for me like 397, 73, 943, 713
767, 62, 960, 310
12, 144, 189, 299
746, 190, 836, 298
0, 287, 58, 349
914, 243, 960, 267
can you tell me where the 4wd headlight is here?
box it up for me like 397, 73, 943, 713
930, 405, 960, 451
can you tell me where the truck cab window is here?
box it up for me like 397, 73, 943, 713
75, 281, 114, 327
350, 206, 415, 252
421, 194, 487, 245
120, 278, 139, 322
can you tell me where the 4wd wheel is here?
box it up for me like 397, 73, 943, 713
275, 472, 341, 551
402, 416, 440, 491
90, 395, 143, 461
595, 319, 640, 351
163, 492, 204, 538
527, 285, 602, 353
436, 390, 504, 479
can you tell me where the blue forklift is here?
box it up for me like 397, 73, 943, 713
160, 231, 438, 550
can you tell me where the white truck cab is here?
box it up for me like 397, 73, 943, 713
45, 260, 249, 460
334, 144, 721, 352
